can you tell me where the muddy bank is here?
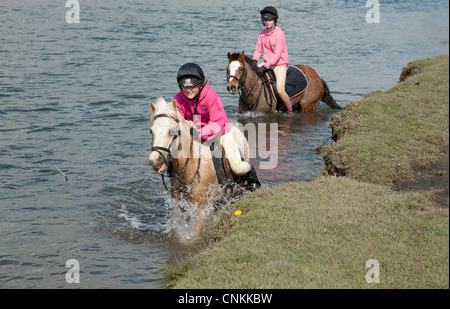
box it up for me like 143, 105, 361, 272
395, 149, 449, 206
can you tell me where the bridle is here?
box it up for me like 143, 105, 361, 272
150, 113, 201, 191
150, 113, 180, 167
228, 60, 259, 95
227, 60, 274, 111
228, 60, 250, 90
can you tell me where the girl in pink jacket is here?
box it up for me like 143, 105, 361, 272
172, 63, 260, 190
253, 6, 292, 112
173, 63, 231, 141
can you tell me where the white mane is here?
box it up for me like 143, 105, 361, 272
150, 97, 178, 123
150, 96, 190, 126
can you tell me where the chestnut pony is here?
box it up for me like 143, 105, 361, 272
227, 51, 340, 113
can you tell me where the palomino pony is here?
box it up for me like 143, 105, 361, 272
148, 97, 249, 232
227, 51, 341, 113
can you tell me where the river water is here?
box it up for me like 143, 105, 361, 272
0, 0, 448, 288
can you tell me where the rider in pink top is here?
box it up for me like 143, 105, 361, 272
253, 6, 292, 112
174, 78, 231, 141
253, 25, 289, 68
172, 63, 260, 190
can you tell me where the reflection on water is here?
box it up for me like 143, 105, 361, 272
232, 107, 336, 185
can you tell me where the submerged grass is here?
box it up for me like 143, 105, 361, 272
167, 54, 449, 289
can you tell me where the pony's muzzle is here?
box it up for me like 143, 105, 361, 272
149, 151, 165, 173
227, 83, 238, 94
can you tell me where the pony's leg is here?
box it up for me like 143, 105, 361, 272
195, 208, 205, 233
299, 97, 322, 112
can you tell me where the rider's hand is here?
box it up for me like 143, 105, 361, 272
257, 66, 266, 75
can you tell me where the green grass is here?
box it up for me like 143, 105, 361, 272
172, 178, 448, 288
166, 54, 449, 289
322, 54, 449, 186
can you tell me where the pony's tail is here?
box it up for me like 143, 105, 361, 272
321, 79, 341, 109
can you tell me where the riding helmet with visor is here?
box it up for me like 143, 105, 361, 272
260, 6, 278, 24
177, 63, 206, 88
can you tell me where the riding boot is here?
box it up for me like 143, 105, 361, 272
209, 141, 227, 186
244, 166, 261, 192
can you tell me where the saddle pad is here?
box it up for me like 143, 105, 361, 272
266, 66, 309, 103
285, 65, 309, 99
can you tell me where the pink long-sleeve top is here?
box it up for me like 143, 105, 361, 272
253, 26, 289, 68
173, 80, 231, 141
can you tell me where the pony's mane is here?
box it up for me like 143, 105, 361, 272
150, 96, 189, 126
229, 53, 259, 73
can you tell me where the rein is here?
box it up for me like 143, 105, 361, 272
151, 113, 201, 192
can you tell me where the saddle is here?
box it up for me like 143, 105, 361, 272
166, 141, 259, 195
263, 66, 309, 109
165, 144, 236, 192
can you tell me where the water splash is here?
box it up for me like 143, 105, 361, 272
117, 203, 171, 234
165, 184, 244, 242
117, 183, 244, 242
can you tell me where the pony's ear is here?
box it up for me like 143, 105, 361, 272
239, 50, 245, 61
171, 100, 179, 121
171, 100, 178, 111
227, 52, 231, 61
150, 102, 158, 113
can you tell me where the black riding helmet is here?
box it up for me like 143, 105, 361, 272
260, 6, 278, 24
177, 63, 206, 88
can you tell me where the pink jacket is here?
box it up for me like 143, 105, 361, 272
253, 26, 289, 68
173, 80, 231, 140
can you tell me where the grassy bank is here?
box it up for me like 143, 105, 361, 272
321, 54, 449, 187
167, 54, 449, 289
